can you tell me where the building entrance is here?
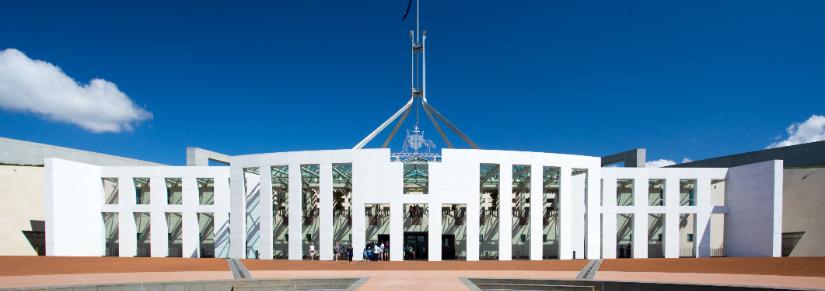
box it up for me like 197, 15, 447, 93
441, 234, 456, 260
404, 232, 428, 260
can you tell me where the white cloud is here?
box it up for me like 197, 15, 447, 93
682, 158, 692, 163
646, 159, 676, 168
767, 115, 825, 148
0, 48, 151, 133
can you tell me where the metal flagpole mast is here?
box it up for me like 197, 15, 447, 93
354, 0, 478, 150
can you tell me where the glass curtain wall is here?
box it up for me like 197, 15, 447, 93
271, 165, 289, 259
301, 164, 320, 260
542, 166, 560, 259
333, 163, 353, 253
479, 163, 500, 260
512, 165, 531, 260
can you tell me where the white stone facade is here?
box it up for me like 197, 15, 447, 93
45, 150, 783, 260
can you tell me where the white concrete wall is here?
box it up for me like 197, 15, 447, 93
0, 165, 45, 256
725, 160, 783, 257
46, 158, 104, 256
46, 158, 230, 258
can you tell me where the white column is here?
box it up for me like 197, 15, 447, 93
352, 200, 366, 261
632, 178, 647, 258
182, 211, 199, 258
182, 177, 199, 258
696, 177, 711, 257
259, 165, 274, 259
558, 166, 573, 259
288, 164, 303, 260
429, 203, 442, 261
150, 177, 167, 257
119, 176, 137, 257
467, 163, 480, 261
586, 165, 602, 259
498, 163, 513, 260
601, 177, 616, 259
319, 163, 333, 260
529, 165, 543, 260
229, 166, 246, 258
390, 202, 404, 261
633, 211, 648, 258
664, 176, 680, 258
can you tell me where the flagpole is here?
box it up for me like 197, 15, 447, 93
416, 0, 420, 42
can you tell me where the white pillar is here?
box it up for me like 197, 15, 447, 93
182, 178, 199, 258
119, 176, 137, 257
498, 163, 513, 260
150, 177, 167, 257
633, 178, 647, 258
467, 162, 481, 261
696, 177, 712, 257
558, 166, 573, 259
352, 200, 366, 261
429, 203, 442, 261
633, 211, 648, 258
601, 177, 617, 259
259, 165, 274, 259
664, 176, 680, 258
288, 164, 303, 260
529, 165, 543, 260
586, 165, 602, 259
319, 163, 333, 260
229, 166, 246, 259
390, 202, 404, 261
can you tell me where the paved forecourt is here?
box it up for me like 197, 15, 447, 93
1, 257, 824, 290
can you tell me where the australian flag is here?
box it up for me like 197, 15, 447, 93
402, 0, 413, 21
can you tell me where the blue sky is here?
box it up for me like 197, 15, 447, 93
1, 0, 823, 165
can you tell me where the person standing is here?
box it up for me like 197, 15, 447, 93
347, 245, 353, 262
334, 241, 341, 261
308, 244, 316, 261
374, 243, 381, 262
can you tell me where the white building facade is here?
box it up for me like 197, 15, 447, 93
45, 148, 782, 260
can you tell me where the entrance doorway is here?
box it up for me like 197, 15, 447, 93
404, 232, 428, 260
442, 234, 456, 260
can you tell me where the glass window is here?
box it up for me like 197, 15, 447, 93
648, 179, 665, 206
479, 163, 500, 260
166, 178, 182, 205
542, 166, 560, 259
134, 178, 150, 204
197, 178, 215, 205
271, 165, 289, 259
102, 178, 119, 204
403, 162, 428, 194
617, 179, 633, 206
680, 179, 697, 206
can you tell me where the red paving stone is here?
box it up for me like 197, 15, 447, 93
0, 256, 229, 276
599, 257, 825, 277
2, 256, 825, 278
241, 259, 587, 271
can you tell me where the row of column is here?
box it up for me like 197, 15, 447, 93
230, 163, 602, 260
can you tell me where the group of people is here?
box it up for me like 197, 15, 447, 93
363, 241, 389, 261
332, 242, 354, 262
307, 241, 390, 262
